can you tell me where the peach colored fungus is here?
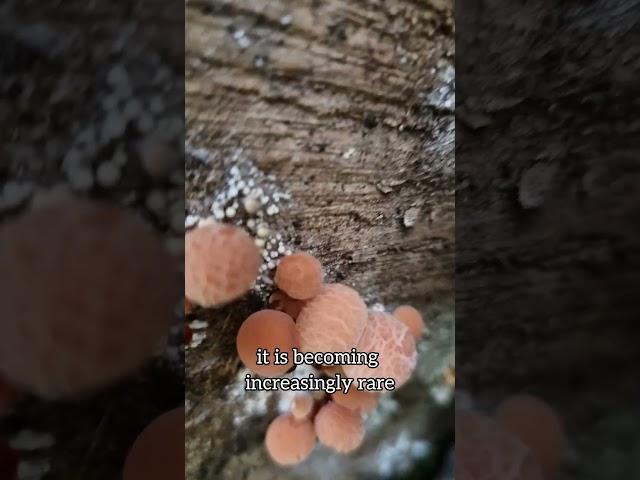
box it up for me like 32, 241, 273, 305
236, 310, 299, 376
270, 290, 306, 320
314, 401, 364, 454
265, 414, 316, 466
275, 252, 324, 300
343, 312, 417, 389
393, 305, 425, 339
185, 222, 261, 307
332, 389, 379, 414
296, 284, 367, 353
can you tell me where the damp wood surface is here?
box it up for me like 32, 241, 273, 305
185, 1, 455, 479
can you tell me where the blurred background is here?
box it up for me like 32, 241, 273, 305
1, 0, 184, 478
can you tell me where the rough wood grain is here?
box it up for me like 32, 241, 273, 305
185, 1, 455, 479
186, 0, 455, 305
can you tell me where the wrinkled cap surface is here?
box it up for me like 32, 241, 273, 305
274, 252, 323, 300
185, 223, 261, 307
393, 305, 425, 339
296, 284, 367, 353
343, 312, 417, 388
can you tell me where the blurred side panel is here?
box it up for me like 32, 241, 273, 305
0, 0, 185, 478
456, 1, 640, 479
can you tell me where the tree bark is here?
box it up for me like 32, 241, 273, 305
185, 1, 455, 479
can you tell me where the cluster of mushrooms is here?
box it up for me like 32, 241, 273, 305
185, 221, 426, 466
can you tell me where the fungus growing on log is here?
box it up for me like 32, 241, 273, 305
393, 305, 425, 339
314, 401, 364, 454
236, 310, 299, 376
343, 312, 417, 389
265, 414, 316, 466
296, 284, 367, 353
185, 222, 261, 307
275, 252, 324, 300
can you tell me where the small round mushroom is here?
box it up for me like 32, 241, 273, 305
236, 310, 299, 376
496, 394, 568, 475
343, 312, 417, 389
185, 222, 261, 308
275, 252, 323, 300
456, 410, 544, 480
123, 407, 185, 480
296, 284, 367, 353
0, 200, 178, 399
332, 389, 379, 414
270, 290, 306, 320
314, 401, 364, 454
265, 414, 316, 466
291, 393, 314, 420
393, 305, 425, 339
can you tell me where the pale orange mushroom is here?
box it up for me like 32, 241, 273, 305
393, 305, 425, 339
296, 284, 367, 353
185, 222, 261, 308
270, 290, 306, 320
265, 414, 316, 466
332, 389, 379, 414
123, 407, 185, 480
314, 402, 364, 454
495, 394, 568, 475
236, 310, 299, 376
343, 312, 417, 389
274, 252, 324, 300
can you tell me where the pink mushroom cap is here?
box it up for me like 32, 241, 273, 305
236, 310, 299, 376
314, 401, 364, 454
274, 252, 324, 300
393, 305, 425, 339
343, 311, 417, 389
265, 414, 316, 466
185, 222, 261, 307
296, 284, 367, 353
